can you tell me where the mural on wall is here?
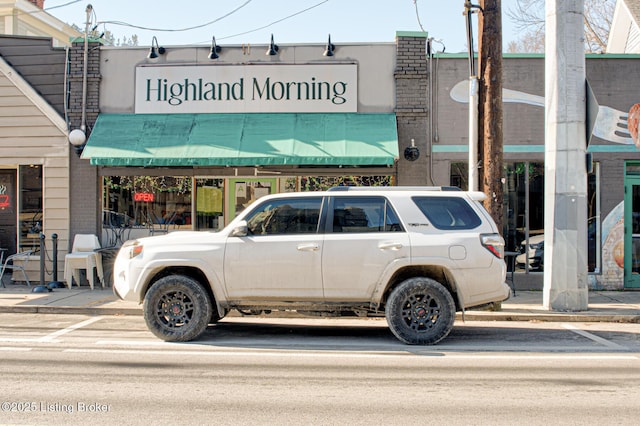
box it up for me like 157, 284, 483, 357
450, 81, 638, 146
451, 81, 635, 290
589, 202, 624, 290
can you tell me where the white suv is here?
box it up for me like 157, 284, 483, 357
113, 187, 510, 345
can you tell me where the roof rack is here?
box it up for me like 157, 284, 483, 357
327, 186, 462, 192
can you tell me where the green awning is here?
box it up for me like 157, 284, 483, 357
81, 113, 398, 167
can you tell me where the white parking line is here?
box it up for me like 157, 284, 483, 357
37, 317, 104, 343
562, 323, 628, 350
64, 348, 639, 360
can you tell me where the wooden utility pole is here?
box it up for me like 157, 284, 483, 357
477, 0, 504, 231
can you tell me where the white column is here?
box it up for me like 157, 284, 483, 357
468, 76, 479, 191
543, 0, 589, 310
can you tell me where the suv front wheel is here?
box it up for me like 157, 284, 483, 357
385, 277, 456, 345
144, 275, 213, 342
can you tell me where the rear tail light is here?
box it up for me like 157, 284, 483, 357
481, 233, 504, 259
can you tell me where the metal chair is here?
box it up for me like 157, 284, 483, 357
0, 250, 34, 287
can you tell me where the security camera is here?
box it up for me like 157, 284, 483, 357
404, 139, 420, 161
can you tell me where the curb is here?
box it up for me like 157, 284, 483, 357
457, 312, 640, 323
1, 305, 639, 323
0, 306, 142, 316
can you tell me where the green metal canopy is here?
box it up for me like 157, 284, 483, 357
81, 113, 399, 167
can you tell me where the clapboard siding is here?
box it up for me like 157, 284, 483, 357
0, 95, 35, 106
0, 104, 43, 116
0, 54, 70, 276
0, 115, 52, 126
0, 35, 66, 115
0, 124, 68, 136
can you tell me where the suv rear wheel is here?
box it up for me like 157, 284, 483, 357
385, 277, 455, 345
144, 275, 212, 342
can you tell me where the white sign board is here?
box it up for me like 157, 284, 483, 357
135, 64, 358, 113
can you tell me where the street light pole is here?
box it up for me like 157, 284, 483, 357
464, 1, 481, 192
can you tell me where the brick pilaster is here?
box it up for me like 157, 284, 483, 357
68, 40, 102, 243
395, 32, 430, 186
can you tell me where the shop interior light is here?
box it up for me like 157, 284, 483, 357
147, 36, 166, 59
208, 36, 221, 60
265, 34, 279, 56
323, 34, 335, 57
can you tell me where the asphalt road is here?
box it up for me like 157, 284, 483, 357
1, 314, 640, 425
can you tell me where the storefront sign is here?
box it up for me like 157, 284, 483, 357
134, 192, 155, 202
135, 64, 357, 113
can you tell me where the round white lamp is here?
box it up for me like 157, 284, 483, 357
68, 128, 87, 156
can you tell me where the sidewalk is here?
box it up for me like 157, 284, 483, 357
0, 283, 639, 322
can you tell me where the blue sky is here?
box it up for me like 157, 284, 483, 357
43, 0, 519, 51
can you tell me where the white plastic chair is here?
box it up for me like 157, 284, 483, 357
63, 234, 104, 290
0, 250, 34, 287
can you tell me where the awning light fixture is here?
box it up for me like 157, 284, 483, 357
208, 36, 221, 60
147, 36, 166, 59
323, 34, 335, 57
266, 34, 279, 56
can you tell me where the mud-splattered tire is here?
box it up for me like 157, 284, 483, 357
143, 275, 212, 342
385, 277, 456, 345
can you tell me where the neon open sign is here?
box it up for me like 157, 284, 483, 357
134, 192, 155, 202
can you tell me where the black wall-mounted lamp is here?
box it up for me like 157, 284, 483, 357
208, 36, 221, 60
404, 138, 420, 161
323, 34, 335, 57
266, 34, 279, 56
147, 36, 166, 59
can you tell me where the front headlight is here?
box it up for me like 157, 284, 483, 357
122, 240, 143, 259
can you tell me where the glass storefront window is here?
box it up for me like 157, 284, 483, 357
299, 175, 393, 191
195, 178, 224, 231
451, 160, 600, 274
450, 163, 468, 190
504, 162, 545, 258
102, 174, 395, 235
19, 165, 42, 254
103, 176, 192, 231
229, 178, 277, 218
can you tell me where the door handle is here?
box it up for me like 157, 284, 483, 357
378, 242, 403, 250
297, 243, 319, 251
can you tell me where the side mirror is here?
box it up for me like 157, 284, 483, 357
229, 221, 248, 237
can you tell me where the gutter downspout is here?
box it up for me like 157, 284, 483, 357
81, 4, 92, 135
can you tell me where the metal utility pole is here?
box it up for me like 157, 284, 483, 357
464, 1, 480, 192
477, 0, 504, 231
544, 0, 588, 311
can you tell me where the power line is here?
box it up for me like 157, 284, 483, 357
45, 0, 83, 12
218, 0, 329, 41
413, 0, 426, 32
97, 0, 254, 32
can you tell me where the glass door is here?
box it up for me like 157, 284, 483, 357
624, 177, 640, 288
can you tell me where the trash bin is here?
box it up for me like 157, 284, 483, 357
96, 247, 120, 288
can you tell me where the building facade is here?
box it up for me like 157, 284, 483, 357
0, 34, 71, 281
39, 31, 640, 291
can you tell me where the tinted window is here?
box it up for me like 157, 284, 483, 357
413, 196, 481, 230
245, 197, 322, 235
332, 197, 403, 233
